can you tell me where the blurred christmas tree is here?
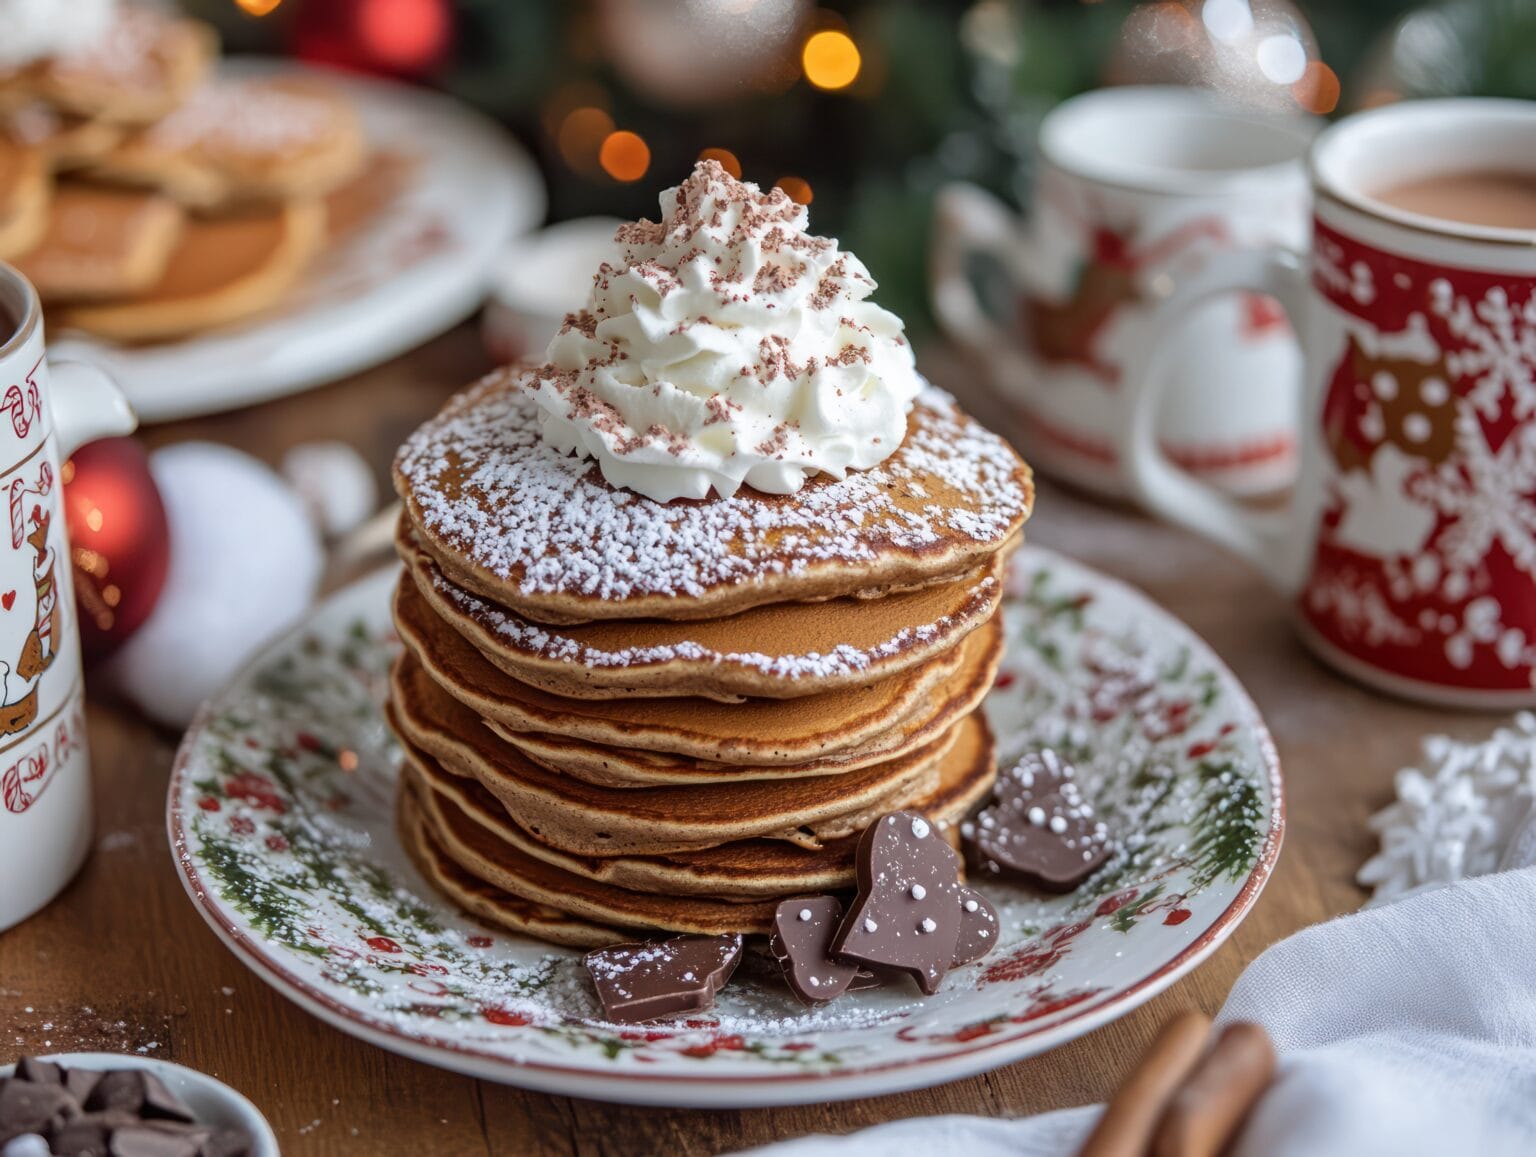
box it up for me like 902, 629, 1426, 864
184, 0, 1528, 329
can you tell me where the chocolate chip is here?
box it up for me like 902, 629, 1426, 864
14, 1060, 61, 1088
969, 750, 1110, 891
832, 811, 965, 995
63, 1069, 104, 1107
46, 1114, 116, 1155
770, 896, 870, 1005
108, 1124, 203, 1157
200, 1127, 253, 1157
585, 934, 743, 1023
84, 1072, 149, 1117
136, 1075, 194, 1124
0, 1078, 75, 1141
951, 887, 1000, 967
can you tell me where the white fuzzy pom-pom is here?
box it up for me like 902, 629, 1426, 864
281, 440, 378, 538
107, 443, 322, 729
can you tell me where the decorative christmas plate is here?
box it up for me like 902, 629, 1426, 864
52, 61, 543, 423
167, 548, 1283, 1108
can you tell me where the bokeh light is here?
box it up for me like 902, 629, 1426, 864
1292, 60, 1340, 113
600, 131, 652, 182
234, 0, 284, 14
802, 30, 861, 90
698, 148, 743, 179
557, 106, 614, 172
775, 176, 813, 204
358, 0, 451, 70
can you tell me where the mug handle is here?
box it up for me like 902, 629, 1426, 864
1118, 245, 1312, 596
930, 182, 1030, 359
50, 359, 136, 458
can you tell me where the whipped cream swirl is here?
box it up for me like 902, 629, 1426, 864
523, 161, 922, 503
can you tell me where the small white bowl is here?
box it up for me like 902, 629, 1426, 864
0, 1053, 279, 1157
482, 216, 623, 363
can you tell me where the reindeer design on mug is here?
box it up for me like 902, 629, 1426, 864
0, 459, 61, 737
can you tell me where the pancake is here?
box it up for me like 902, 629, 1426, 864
387, 653, 958, 854
91, 77, 367, 210
400, 708, 996, 899
0, 139, 48, 260
10, 11, 216, 127
408, 771, 777, 936
4, 105, 123, 170
55, 198, 324, 341
394, 373, 1033, 625
401, 521, 1004, 702
394, 574, 1002, 765
16, 182, 183, 301
399, 787, 631, 949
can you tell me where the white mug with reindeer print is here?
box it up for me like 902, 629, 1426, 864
0, 263, 135, 932
932, 87, 1315, 498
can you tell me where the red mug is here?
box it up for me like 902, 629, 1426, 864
1121, 99, 1536, 707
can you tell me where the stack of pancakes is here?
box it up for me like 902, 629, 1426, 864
0, 5, 373, 341
388, 369, 1034, 947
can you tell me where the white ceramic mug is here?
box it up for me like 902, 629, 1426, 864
0, 263, 136, 931
1121, 99, 1536, 707
932, 86, 1314, 498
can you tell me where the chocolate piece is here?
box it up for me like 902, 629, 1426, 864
951, 886, 1000, 967
585, 934, 743, 1023
201, 1127, 253, 1157
85, 1071, 149, 1116
770, 896, 869, 1005
0, 1078, 74, 1140
63, 1068, 104, 1106
135, 1074, 194, 1124
832, 811, 965, 996
47, 1114, 117, 1155
14, 1059, 61, 1087
109, 1123, 203, 1157
969, 750, 1110, 891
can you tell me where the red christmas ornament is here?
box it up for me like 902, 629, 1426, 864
288, 0, 453, 77
63, 437, 170, 661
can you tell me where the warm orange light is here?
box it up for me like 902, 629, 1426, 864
698, 147, 742, 179
1292, 61, 1340, 115
802, 30, 861, 91
234, 0, 284, 14
558, 106, 615, 172
600, 131, 651, 182
775, 176, 813, 205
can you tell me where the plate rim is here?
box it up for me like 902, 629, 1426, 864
167, 552, 1285, 1106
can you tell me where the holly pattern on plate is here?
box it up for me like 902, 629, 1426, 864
170, 549, 1280, 1088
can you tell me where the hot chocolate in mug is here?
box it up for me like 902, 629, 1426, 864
1120, 99, 1536, 707
0, 263, 135, 931
931, 86, 1314, 498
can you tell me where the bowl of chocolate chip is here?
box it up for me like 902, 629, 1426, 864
0, 1054, 277, 1157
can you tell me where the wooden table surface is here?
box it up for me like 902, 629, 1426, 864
0, 328, 1500, 1155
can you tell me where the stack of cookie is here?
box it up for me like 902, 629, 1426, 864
0, 5, 368, 341
389, 378, 1033, 948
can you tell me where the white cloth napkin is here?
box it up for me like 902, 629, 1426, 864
741, 866, 1536, 1157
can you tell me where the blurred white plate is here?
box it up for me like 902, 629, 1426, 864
51, 60, 544, 423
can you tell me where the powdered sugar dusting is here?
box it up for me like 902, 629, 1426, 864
396, 376, 1029, 606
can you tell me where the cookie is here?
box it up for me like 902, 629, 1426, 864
91, 77, 367, 210
0, 137, 49, 259
15, 181, 183, 301
6, 10, 216, 127
54, 197, 324, 341
3, 104, 123, 170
